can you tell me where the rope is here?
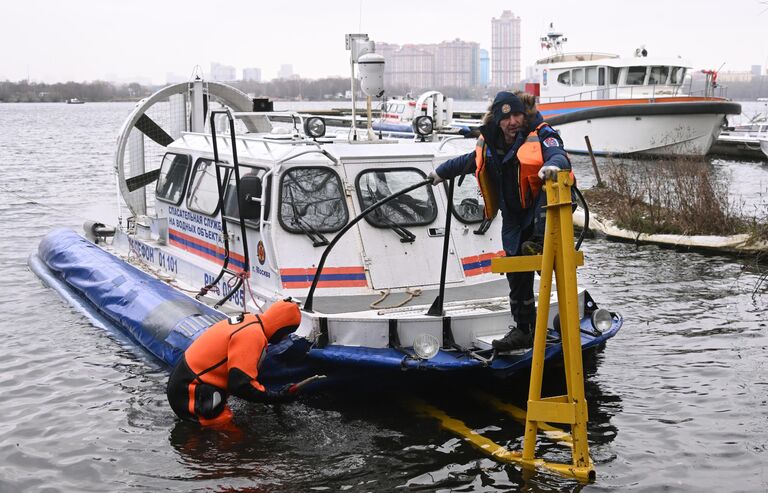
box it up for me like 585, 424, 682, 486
370, 287, 422, 310
0, 184, 76, 216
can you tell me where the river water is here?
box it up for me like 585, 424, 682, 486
1, 101, 767, 492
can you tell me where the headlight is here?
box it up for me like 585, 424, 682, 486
412, 333, 440, 359
303, 116, 326, 138
412, 115, 434, 136
590, 308, 613, 333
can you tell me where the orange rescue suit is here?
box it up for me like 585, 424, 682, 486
166, 300, 301, 426
475, 123, 550, 220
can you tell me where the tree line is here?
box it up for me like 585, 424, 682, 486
1, 75, 766, 103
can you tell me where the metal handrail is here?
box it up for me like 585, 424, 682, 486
538, 83, 686, 103
303, 179, 432, 312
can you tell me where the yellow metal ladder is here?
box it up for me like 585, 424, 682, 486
490, 170, 594, 482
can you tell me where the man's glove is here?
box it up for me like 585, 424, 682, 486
537, 165, 561, 181
428, 170, 444, 185
268, 383, 299, 403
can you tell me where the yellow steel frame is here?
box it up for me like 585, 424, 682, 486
490, 171, 595, 482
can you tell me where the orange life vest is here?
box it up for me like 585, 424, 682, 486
475, 123, 550, 219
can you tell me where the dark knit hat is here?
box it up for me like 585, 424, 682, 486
491, 91, 525, 126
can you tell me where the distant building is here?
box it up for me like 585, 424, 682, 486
166, 73, 187, 84
491, 10, 522, 86
386, 44, 436, 90
210, 62, 236, 82
435, 39, 480, 88
277, 64, 294, 79
480, 49, 490, 86
752, 65, 763, 78
718, 70, 753, 83
243, 67, 262, 82
379, 39, 480, 91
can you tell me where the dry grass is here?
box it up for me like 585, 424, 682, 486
582, 157, 768, 238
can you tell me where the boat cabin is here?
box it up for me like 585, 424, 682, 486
534, 53, 690, 102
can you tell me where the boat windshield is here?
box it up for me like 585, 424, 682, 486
452, 174, 485, 224
187, 158, 226, 216
223, 166, 270, 227
156, 153, 191, 205
356, 168, 437, 228
279, 167, 348, 233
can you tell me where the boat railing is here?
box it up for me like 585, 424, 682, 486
437, 135, 469, 152
539, 83, 687, 103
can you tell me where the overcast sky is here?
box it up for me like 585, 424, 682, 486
2, 0, 766, 84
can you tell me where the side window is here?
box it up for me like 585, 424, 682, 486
572, 68, 584, 86
451, 174, 485, 224
670, 67, 686, 85
626, 66, 647, 85
649, 66, 669, 85
223, 167, 270, 228
609, 67, 620, 85
187, 159, 227, 216
279, 167, 348, 233
356, 168, 437, 228
585, 67, 598, 85
557, 70, 571, 85
598, 67, 605, 86
156, 153, 191, 205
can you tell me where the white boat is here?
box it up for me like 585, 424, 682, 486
529, 25, 741, 156
67, 98, 85, 104
28, 37, 622, 390
374, 91, 477, 137
710, 99, 768, 159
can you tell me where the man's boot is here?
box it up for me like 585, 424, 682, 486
492, 324, 533, 351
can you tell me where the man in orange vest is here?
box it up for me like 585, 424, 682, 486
166, 299, 302, 426
428, 91, 571, 351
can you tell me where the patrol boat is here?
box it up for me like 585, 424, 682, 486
529, 25, 741, 156
29, 36, 622, 391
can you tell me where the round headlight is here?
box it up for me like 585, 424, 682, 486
590, 308, 613, 333
412, 333, 440, 360
303, 116, 326, 138
412, 115, 434, 136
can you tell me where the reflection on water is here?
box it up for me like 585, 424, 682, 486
1, 102, 767, 492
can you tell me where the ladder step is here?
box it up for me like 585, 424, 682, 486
527, 398, 576, 425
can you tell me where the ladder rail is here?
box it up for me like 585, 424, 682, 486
196, 109, 253, 310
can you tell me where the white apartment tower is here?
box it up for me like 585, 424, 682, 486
491, 10, 522, 86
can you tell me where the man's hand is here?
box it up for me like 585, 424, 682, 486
537, 166, 561, 181
428, 170, 444, 185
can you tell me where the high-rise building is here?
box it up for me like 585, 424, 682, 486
243, 67, 262, 82
480, 49, 490, 86
277, 64, 294, 79
435, 39, 480, 88
491, 10, 522, 86
387, 44, 436, 90
379, 39, 481, 91
210, 62, 236, 82
752, 65, 763, 78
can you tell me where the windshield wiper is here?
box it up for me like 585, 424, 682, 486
287, 187, 329, 247
374, 211, 416, 243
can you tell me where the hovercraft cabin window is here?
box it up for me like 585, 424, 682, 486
156, 153, 191, 205
222, 166, 270, 229
187, 158, 228, 216
279, 167, 348, 234
450, 174, 485, 224
355, 168, 437, 228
